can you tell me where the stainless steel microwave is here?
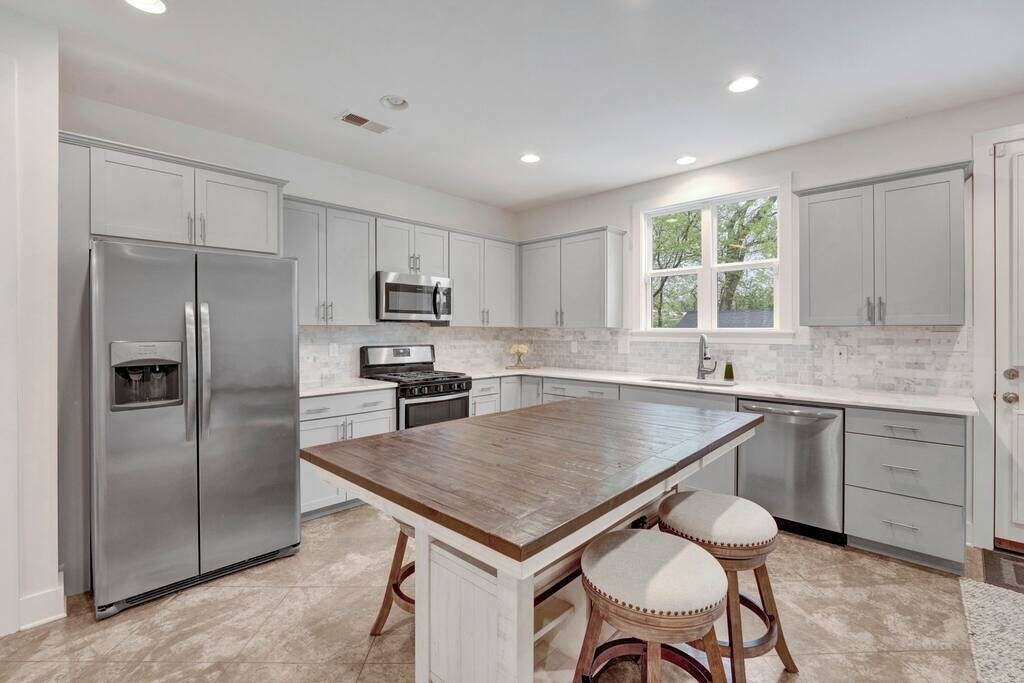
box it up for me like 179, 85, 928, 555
376, 271, 452, 322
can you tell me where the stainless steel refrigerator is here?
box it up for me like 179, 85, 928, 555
90, 240, 299, 618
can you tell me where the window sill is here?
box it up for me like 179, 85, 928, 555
628, 328, 798, 345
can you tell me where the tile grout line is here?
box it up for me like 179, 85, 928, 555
227, 587, 294, 667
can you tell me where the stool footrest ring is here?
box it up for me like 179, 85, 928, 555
589, 637, 715, 683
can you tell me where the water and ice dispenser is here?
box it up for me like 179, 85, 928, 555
110, 341, 183, 410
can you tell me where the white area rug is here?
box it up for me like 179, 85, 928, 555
960, 578, 1024, 682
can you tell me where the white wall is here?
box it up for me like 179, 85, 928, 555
514, 91, 1024, 241
60, 94, 517, 240
0, 9, 63, 635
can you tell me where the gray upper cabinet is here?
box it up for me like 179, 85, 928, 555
484, 240, 518, 326
449, 233, 485, 326
283, 199, 375, 326
195, 169, 280, 253
799, 167, 965, 326
375, 219, 449, 276
799, 186, 874, 326
414, 225, 449, 276
521, 239, 563, 327
873, 170, 965, 325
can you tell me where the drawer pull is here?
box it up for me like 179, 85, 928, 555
550, 386, 566, 392
587, 390, 605, 396
304, 407, 331, 414
361, 401, 383, 407
883, 424, 920, 433
881, 519, 919, 532
881, 463, 919, 472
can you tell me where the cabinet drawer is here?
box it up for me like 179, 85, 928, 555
471, 378, 501, 397
845, 433, 964, 505
300, 389, 395, 421
844, 486, 964, 563
845, 407, 965, 446
542, 378, 619, 400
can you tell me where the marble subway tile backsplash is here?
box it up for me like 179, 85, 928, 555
300, 324, 973, 395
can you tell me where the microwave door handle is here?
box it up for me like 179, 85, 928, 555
432, 282, 441, 319
199, 302, 213, 439
184, 302, 198, 442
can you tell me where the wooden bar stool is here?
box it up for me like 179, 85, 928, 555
369, 521, 415, 636
574, 529, 729, 683
658, 489, 798, 683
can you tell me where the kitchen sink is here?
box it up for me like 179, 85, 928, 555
645, 377, 737, 387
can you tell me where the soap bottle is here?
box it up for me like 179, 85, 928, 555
723, 361, 734, 381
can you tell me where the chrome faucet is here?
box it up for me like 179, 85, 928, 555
697, 334, 717, 380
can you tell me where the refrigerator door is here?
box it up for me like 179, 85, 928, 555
91, 241, 200, 607
196, 251, 299, 573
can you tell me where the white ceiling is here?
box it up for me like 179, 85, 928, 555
6, 0, 1024, 211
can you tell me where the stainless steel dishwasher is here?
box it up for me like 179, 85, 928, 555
737, 400, 844, 535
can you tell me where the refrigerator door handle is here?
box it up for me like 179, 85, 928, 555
199, 302, 213, 439
185, 302, 198, 442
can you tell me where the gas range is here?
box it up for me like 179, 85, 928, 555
359, 345, 472, 429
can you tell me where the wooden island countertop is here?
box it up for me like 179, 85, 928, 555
301, 398, 762, 563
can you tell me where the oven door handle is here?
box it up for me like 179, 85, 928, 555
432, 282, 441, 319
402, 390, 471, 405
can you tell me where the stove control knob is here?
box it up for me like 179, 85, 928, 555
411, 387, 421, 396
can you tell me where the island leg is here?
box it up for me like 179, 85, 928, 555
496, 570, 535, 683
414, 527, 432, 683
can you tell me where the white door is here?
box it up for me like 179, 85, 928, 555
485, 240, 518, 326
299, 418, 347, 513
415, 225, 449, 276
195, 169, 279, 253
377, 218, 415, 273
90, 148, 195, 244
348, 409, 396, 439
471, 394, 501, 416
325, 209, 375, 326
561, 232, 606, 328
995, 139, 1024, 549
449, 233, 485, 326
521, 377, 543, 407
521, 240, 562, 327
283, 200, 325, 325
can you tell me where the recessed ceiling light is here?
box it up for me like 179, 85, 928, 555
520, 153, 540, 164
379, 95, 409, 111
124, 0, 167, 14
728, 76, 759, 93
675, 156, 697, 165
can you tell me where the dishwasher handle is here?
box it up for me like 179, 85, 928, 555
742, 403, 838, 421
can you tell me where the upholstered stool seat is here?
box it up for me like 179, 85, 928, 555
369, 519, 416, 636
659, 489, 797, 683
574, 529, 729, 683
659, 488, 778, 549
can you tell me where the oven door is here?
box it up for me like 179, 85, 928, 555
399, 392, 470, 430
377, 271, 453, 322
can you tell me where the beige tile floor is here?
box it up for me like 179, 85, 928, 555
0, 505, 976, 682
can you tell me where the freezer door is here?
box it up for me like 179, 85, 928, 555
196, 252, 299, 573
91, 241, 200, 607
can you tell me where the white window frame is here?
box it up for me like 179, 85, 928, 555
628, 176, 796, 341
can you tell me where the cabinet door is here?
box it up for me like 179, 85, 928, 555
348, 409, 396, 438
299, 418, 346, 513
500, 377, 521, 411
799, 186, 875, 326
521, 377, 543, 408
449, 233, 485, 326
376, 218, 415, 273
560, 232, 606, 328
283, 200, 325, 326
415, 225, 449, 276
472, 394, 501, 416
90, 148, 195, 244
485, 240, 518, 326
196, 169, 280, 253
521, 240, 562, 327
874, 170, 965, 325
325, 209, 376, 326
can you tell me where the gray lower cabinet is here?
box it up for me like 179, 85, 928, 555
799, 167, 965, 327
500, 377, 521, 411
470, 378, 501, 416
843, 407, 967, 568
521, 377, 543, 408
619, 385, 737, 495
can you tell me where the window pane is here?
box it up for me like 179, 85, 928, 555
650, 274, 698, 328
716, 195, 778, 264
717, 268, 774, 328
651, 209, 701, 270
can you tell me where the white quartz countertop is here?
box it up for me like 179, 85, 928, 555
465, 367, 979, 417
299, 378, 395, 398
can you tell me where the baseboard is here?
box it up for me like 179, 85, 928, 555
301, 499, 364, 522
19, 572, 66, 630
847, 536, 964, 575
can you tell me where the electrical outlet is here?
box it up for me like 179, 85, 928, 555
832, 345, 848, 363
570, 340, 579, 354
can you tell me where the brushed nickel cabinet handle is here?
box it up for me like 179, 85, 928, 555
304, 406, 330, 415
881, 463, 919, 472
881, 519, 918, 532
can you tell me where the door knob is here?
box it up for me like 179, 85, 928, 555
1003, 392, 1020, 404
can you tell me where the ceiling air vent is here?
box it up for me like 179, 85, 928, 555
336, 111, 390, 134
